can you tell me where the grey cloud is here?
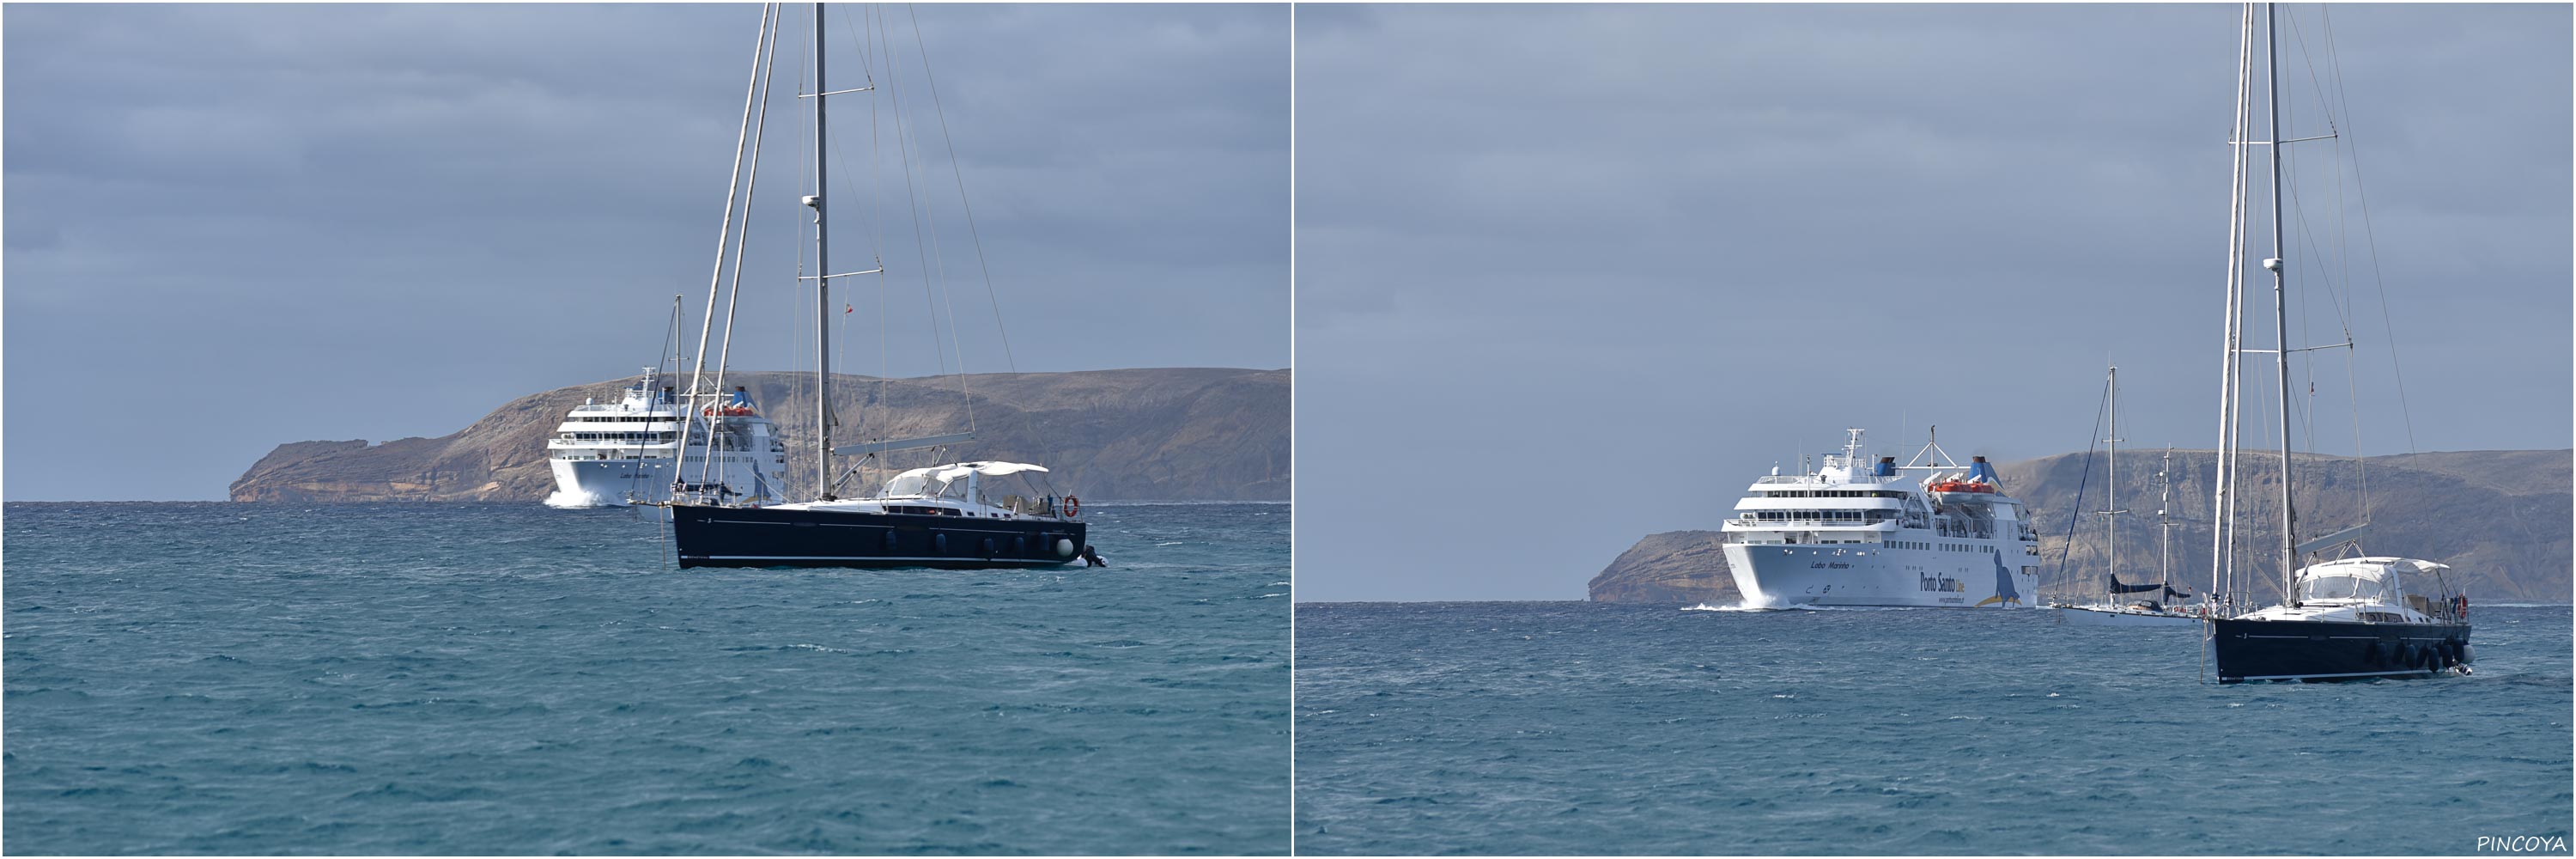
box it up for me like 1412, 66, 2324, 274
6, 3, 1286, 501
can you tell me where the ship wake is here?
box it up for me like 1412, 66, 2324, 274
1683, 600, 1928, 612
544, 490, 617, 509
1683, 601, 1788, 612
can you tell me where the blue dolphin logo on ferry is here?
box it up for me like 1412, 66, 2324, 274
1976, 549, 2023, 606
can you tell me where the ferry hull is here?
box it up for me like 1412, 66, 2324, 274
2208, 618, 2470, 683
669, 503, 1085, 570
1720, 543, 2038, 609
548, 457, 783, 508
548, 459, 674, 507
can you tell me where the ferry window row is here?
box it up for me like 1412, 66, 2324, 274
568, 416, 680, 423
560, 432, 677, 442
1745, 509, 1896, 522
1759, 490, 1907, 498
1884, 540, 1993, 552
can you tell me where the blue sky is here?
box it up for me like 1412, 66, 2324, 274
1294, 3, 2572, 601
5, 3, 1288, 501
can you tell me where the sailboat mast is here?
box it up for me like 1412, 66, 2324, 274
674, 3, 775, 503
2262, 1, 2298, 605
2160, 447, 2173, 590
2105, 364, 2120, 600
2212, 2, 2256, 613
810, 1, 835, 500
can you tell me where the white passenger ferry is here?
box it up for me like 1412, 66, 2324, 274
1718, 429, 2041, 608
544, 368, 788, 508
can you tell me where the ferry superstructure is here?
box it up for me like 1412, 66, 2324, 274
1719, 429, 2041, 608
544, 368, 788, 508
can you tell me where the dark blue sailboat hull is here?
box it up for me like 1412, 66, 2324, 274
670, 503, 1086, 570
2208, 618, 2470, 683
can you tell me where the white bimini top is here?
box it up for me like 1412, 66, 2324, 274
774, 461, 1074, 521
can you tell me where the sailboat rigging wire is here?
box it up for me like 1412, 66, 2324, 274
2280, 138, 2368, 466
908, 4, 1018, 376
829, 3, 951, 440
2269, 33, 2377, 474
2312, 10, 2372, 528
2284, 6, 2360, 344
624, 295, 686, 503
2279, 3, 2380, 536
2050, 374, 2113, 602
779, 17, 820, 498
2318, 5, 2418, 457
2282, 9, 2340, 138
908, 3, 1058, 495
822, 2, 885, 487
823, 3, 924, 485
862, 4, 891, 488
674, 3, 776, 502
2276, 55, 2321, 470
870, 4, 976, 434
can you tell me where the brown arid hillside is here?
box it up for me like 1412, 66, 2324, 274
1589, 448, 2572, 606
230, 368, 1288, 503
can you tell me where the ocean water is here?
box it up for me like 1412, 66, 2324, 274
5, 501, 1288, 855
1295, 601, 2572, 856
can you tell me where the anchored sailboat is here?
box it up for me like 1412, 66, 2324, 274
2201, 3, 2468, 681
661, 3, 1086, 570
2058, 367, 2200, 627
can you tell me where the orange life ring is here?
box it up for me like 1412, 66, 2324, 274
1063, 497, 1079, 518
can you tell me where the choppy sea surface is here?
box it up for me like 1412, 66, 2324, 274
1295, 601, 2571, 856
6, 501, 1288, 855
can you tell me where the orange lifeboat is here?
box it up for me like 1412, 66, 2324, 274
1929, 480, 1996, 494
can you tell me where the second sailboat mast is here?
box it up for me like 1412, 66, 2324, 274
810, 1, 834, 500
2262, 2, 2298, 604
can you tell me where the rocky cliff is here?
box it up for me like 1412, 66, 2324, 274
1586, 530, 1733, 604
1589, 448, 2573, 605
230, 368, 1289, 503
